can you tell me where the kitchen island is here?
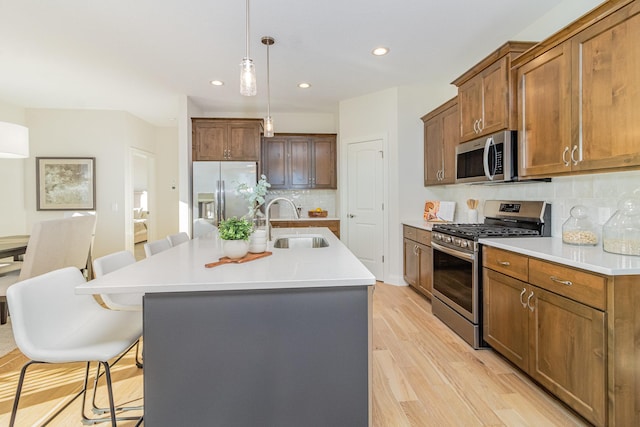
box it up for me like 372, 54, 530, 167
76, 227, 375, 427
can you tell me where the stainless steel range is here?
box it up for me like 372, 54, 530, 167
431, 200, 551, 349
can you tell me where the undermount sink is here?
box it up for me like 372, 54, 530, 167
272, 235, 330, 249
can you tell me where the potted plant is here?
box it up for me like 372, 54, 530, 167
217, 217, 253, 259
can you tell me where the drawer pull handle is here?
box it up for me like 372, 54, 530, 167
550, 276, 573, 286
519, 288, 527, 308
498, 261, 511, 266
527, 291, 535, 312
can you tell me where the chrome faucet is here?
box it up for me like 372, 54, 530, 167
265, 197, 300, 241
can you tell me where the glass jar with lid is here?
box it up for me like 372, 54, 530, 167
562, 205, 599, 246
603, 197, 640, 256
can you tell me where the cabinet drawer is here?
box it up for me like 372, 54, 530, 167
403, 226, 430, 246
415, 229, 431, 246
529, 258, 606, 310
483, 247, 528, 282
403, 225, 417, 240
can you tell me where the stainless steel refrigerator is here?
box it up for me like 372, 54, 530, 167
192, 161, 257, 238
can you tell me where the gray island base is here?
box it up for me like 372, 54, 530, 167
144, 285, 372, 426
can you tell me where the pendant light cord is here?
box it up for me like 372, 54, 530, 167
245, 0, 250, 59
266, 41, 271, 116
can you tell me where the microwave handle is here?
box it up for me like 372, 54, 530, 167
483, 137, 495, 180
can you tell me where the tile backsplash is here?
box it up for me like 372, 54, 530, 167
265, 190, 337, 219
420, 170, 640, 237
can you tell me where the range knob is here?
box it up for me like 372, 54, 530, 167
443, 236, 452, 244
459, 240, 469, 249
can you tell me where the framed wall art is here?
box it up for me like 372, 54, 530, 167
36, 157, 96, 210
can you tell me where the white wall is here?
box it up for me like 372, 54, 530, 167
16, 108, 177, 259
339, 88, 399, 283
0, 101, 28, 236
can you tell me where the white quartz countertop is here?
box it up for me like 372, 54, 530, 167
402, 220, 435, 231
270, 217, 340, 221
479, 237, 640, 276
76, 227, 375, 295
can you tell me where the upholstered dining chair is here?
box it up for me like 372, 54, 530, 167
6, 267, 142, 426
166, 231, 190, 247
0, 215, 96, 324
143, 238, 171, 258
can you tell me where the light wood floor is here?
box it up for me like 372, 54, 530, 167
0, 283, 589, 426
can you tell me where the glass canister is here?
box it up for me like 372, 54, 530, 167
603, 198, 640, 256
562, 205, 599, 246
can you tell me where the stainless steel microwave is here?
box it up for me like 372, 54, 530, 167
455, 131, 517, 184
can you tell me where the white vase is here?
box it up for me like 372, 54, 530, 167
222, 239, 249, 259
248, 229, 267, 253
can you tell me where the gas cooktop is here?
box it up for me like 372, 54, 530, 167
432, 223, 542, 239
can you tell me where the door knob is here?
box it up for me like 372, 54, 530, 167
348, 214, 356, 218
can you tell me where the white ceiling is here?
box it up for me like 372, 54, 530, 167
0, 0, 598, 127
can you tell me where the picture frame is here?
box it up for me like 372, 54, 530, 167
36, 157, 96, 211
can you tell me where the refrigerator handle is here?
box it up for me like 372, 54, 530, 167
220, 180, 226, 221
216, 180, 222, 226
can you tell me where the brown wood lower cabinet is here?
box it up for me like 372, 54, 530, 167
403, 225, 432, 299
270, 219, 340, 238
482, 245, 640, 427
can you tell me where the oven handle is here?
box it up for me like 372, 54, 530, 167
432, 241, 476, 262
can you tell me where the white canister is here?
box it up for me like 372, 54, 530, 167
468, 209, 478, 223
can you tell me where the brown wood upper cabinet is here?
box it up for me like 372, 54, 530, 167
452, 41, 536, 142
192, 118, 263, 161
262, 133, 337, 190
421, 97, 458, 186
514, 1, 640, 178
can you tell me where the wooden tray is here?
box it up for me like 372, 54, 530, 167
308, 210, 328, 217
205, 251, 272, 268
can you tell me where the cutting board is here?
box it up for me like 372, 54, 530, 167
205, 251, 272, 268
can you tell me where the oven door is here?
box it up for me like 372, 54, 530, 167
431, 241, 479, 324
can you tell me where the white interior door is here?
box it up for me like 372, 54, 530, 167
346, 139, 384, 279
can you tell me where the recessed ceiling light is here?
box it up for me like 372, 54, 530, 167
210, 80, 224, 86
372, 47, 389, 56
298, 83, 311, 89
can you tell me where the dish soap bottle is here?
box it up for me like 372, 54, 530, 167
603, 197, 640, 256
562, 205, 599, 246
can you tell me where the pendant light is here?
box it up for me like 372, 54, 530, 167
262, 36, 275, 137
240, 0, 256, 96
0, 121, 29, 158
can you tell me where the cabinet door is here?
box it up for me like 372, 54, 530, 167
312, 136, 337, 189
417, 242, 432, 298
517, 43, 572, 177
529, 286, 606, 426
228, 122, 261, 161
423, 116, 444, 186
572, 3, 640, 173
194, 122, 226, 161
480, 58, 509, 136
403, 238, 419, 289
458, 76, 484, 141
262, 137, 288, 189
441, 102, 459, 184
289, 138, 312, 188
483, 269, 530, 371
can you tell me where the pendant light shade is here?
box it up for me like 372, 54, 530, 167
240, 57, 256, 96
262, 36, 275, 137
240, 0, 256, 96
264, 116, 274, 138
0, 121, 29, 158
